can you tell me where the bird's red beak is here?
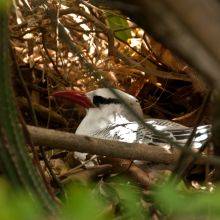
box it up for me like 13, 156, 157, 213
52, 90, 93, 108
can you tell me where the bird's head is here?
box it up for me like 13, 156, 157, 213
52, 88, 144, 120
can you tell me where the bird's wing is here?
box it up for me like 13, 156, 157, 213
92, 122, 141, 143
144, 118, 187, 130
144, 119, 211, 148
92, 119, 211, 149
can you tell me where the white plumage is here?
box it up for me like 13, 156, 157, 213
53, 88, 211, 162
75, 88, 210, 149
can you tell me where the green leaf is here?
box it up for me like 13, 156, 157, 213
154, 183, 220, 218
105, 12, 132, 41
61, 183, 112, 220
113, 178, 146, 220
0, 180, 43, 220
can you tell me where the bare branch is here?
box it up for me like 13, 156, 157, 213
28, 125, 179, 163
28, 125, 218, 166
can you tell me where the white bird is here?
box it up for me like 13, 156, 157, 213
52, 88, 211, 151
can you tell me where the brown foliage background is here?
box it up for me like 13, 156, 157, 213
10, 0, 211, 134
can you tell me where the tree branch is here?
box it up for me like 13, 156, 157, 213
28, 125, 179, 163
28, 125, 218, 166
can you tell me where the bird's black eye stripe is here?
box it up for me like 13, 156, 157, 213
93, 95, 120, 107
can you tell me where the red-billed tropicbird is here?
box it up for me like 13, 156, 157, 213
52, 88, 211, 155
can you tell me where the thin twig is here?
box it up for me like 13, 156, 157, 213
171, 90, 212, 181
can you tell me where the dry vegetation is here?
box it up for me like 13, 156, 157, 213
5, 0, 215, 218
